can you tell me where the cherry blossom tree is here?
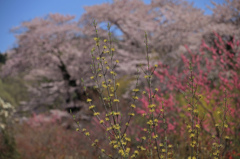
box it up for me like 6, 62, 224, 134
1, 13, 146, 113
80, 0, 209, 58
1, 14, 91, 112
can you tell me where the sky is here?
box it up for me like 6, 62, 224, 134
0, 0, 225, 53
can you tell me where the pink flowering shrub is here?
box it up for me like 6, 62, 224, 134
135, 33, 240, 157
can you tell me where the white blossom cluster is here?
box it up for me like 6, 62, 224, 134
0, 98, 15, 131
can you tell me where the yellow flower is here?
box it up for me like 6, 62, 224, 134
113, 124, 120, 130
89, 105, 95, 110
153, 134, 158, 139
150, 108, 155, 112
212, 142, 217, 146
104, 39, 107, 43
118, 149, 125, 156
76, 128, 79, 131
147, 120, 153, 125
132, 96, 138, 100
134, 150, 139, 155
128, 113, 135, 116
132, 89, 139, 92
85, 132, 90, 136
148, 104, 156, 108
131, 104, 136, 108
193, 109, 199, 114
113, 99, 119, 102
113, 112, 120, 116
109, 140, 116, 145
190, 143, 195, 147
106, 127, 112, 131
109, 93, 114, 97
111, 48, 115, 51
126, 147, 130, 153
87, 98, 92, 103
225, 136, 230, 139
90, 76, 94, 79
101, 149, 105, 153
116, 60, 119, 63
125, 137, 131, 142
190, 133, 195, 138
141, 136, 146, 140
94, 112, 100, 116
194, 124, 200, 129
103, 45, 107, 49
102, 84, 107, 88
100, 120, 104, 124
